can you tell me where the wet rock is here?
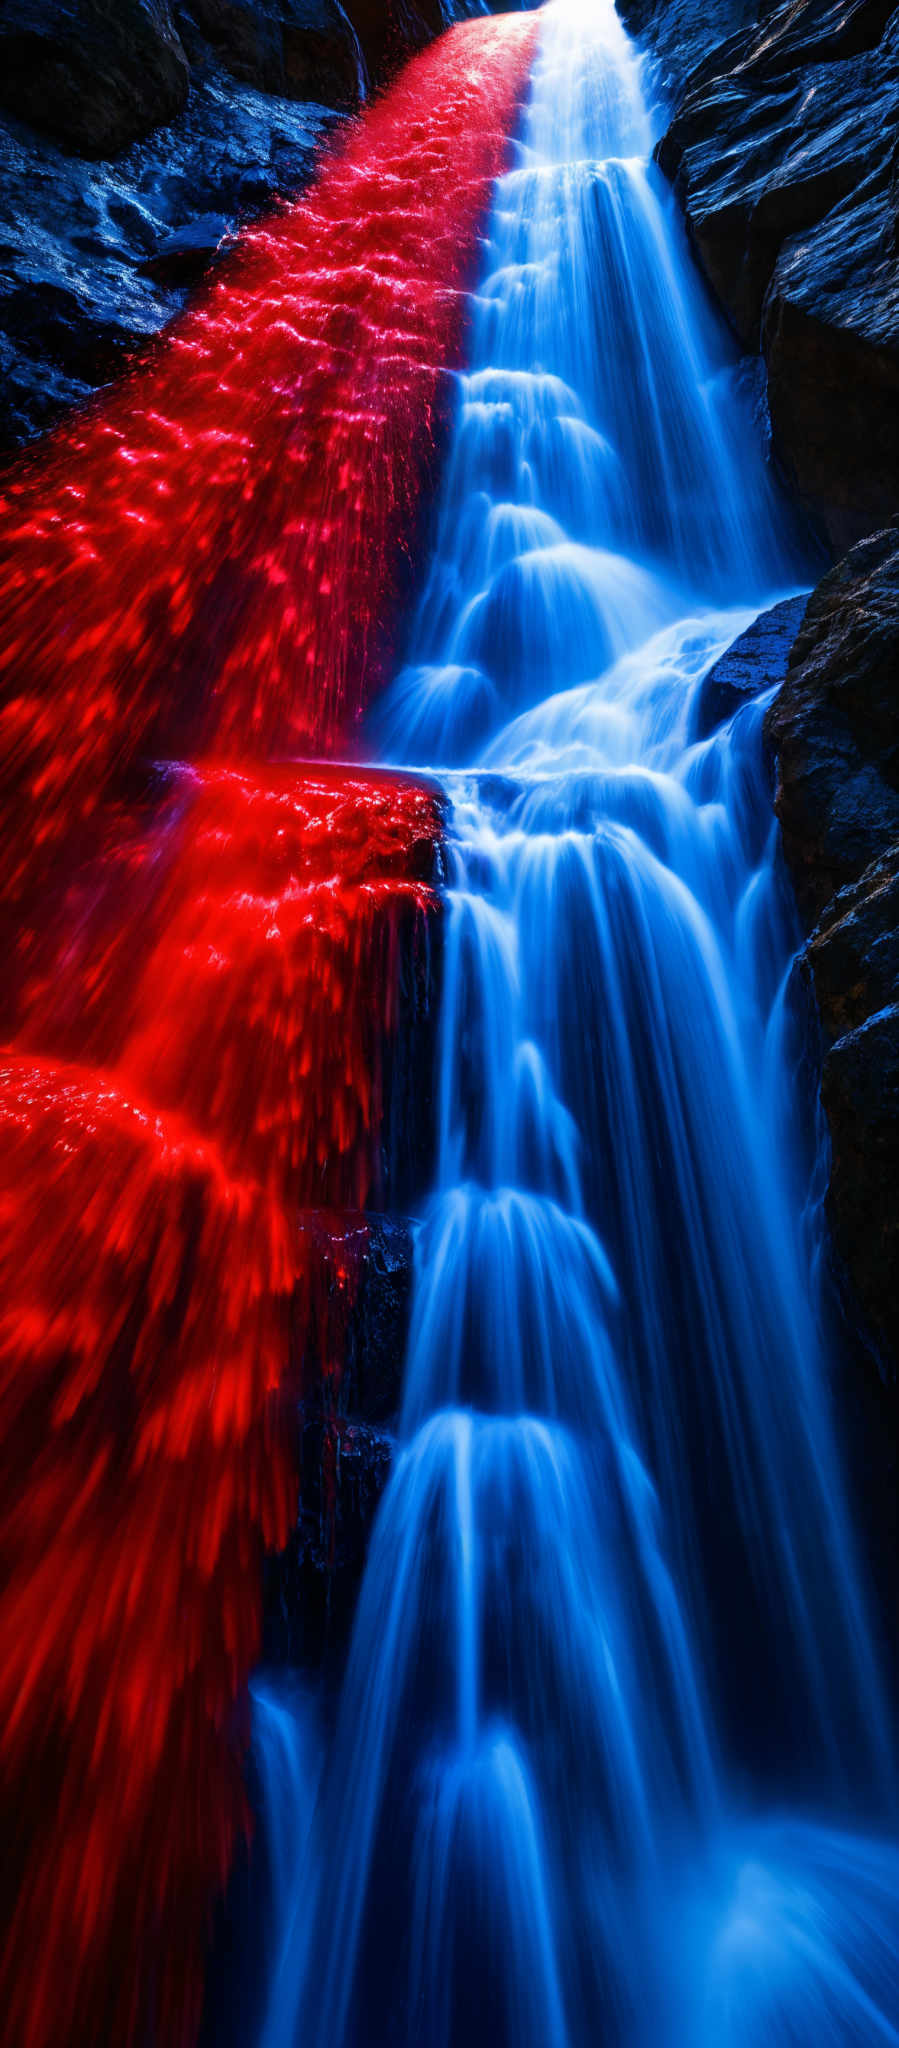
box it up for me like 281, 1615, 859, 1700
616, 0, 758, 97
0, 0, 495, 451
763, 164, 899, 556
0, 1, 190, 157
0, 81, 336, 449
765, 525, 899, 1379
818, 974, 899, 1371
264, 1206, 420, 1659
263, 1417, 394, 1660
801, 842, 899, 1378
139, 211, 232, 283
657, 0, 899, 552
694, 591, 808, 738
345, 1215, 417, 1423
765, 524, 899, 924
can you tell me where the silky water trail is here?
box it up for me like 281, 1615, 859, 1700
256, 2, 899, 2044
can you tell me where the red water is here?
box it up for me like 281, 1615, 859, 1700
0, 13, 537, 973
0, 12, 537, 2045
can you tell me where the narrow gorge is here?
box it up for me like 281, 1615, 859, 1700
0, 2, 897, 2044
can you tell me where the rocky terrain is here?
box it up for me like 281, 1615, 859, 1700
0, 1, 515, 448
653, 0, 899, 557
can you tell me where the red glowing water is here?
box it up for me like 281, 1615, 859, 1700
0, 12, 538, 967
0, 768, 441, 2048
0, 12, 537, 2045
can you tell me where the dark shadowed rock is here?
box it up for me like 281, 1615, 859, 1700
616, 0, 758, 98
179, 0, 366, 104
0, 80, 336, 448
818, 946, 899, 1371
765, 525, 899, 923
0, 0, 498, 451
0, 0, 190, 156
765, 527, 899, 1381
763, 164, 899, 555
345, 1215, 416, 1423
694, 591, 808, 738
656, 0, 899, 552
139, 210, 232, 283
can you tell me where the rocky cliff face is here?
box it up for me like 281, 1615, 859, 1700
652, 0, 899, 555
0, 0, 518, 449
766, 528, 899, 1377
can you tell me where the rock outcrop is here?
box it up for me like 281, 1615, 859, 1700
0, 80, 334, 446
0, 0, 501, 450
693, 591, 808, 738
766, 525, 899, 1378
655, 0, 899, 554
0, 0, 191, 156
181, 0, 366, 104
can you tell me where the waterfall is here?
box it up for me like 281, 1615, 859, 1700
269, 2, 899, 2042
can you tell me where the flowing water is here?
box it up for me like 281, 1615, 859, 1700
256, 1, 899, 2040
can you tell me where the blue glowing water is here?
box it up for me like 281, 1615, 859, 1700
256, 2, 899, 2040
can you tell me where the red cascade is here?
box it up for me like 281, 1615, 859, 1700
0, 12, 538, 956
0, 11, 538, 2044
0, 767, 443, 2048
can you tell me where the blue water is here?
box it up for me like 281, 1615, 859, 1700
255, 1, 899, 2040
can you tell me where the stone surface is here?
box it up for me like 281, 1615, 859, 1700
765, 525, 899, 924
0, 0, 191, 156
179, 0, 366, 105
765, 525, 899, 1380
693, 591, 808, 738
0, 75, 336, 448
264, 1213, 418, 1660
656, 0, 899, 553
0, 0, 496, 451
616, 0, 758, 100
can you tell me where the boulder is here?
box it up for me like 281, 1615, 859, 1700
657, 0, 899, 553
693, 591, 808, 738
0, 0, 190, 157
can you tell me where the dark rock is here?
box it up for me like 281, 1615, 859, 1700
263, 1416, 394, 1661
763, 164, 899, 556
0, 0, 497, 452
0, 0, 190, 157
765, 526, 899, 1382
179, 0, 366, 105
265, 1205, 418, 1658
345, 1214, 416, 1423
820, 972, 899, 1369
139, 211, 232, 283
694, 591, 808, 738
616, 0, 758, 99
765, 524, 899, 924
806, 845, 899, 1043
378, 867, 445, 1211
656, 0, 899, 552
0, 79, 336, 449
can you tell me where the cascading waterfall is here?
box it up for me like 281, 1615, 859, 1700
258, 1, 899, 2042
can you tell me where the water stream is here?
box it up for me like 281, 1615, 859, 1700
257, 2, 899, 2040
